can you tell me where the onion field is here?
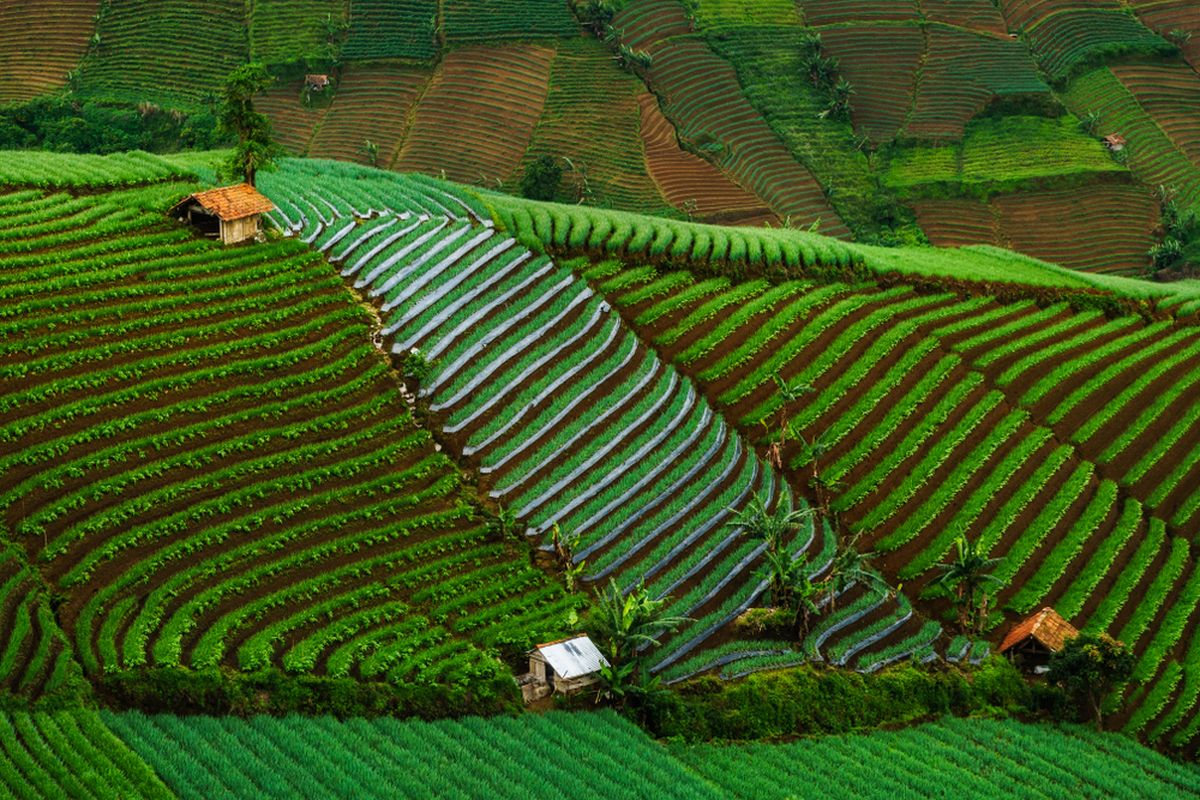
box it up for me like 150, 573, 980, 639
0, 178, 576, 696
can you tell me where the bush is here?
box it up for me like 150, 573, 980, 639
645, 658, 1056, 741
520, 155, 563, 201
0, 97, 222, 154
96, 666, 521, 719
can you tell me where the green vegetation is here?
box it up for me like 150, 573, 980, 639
885, 115, 1124, 197
0, 710, 174, 799
675, 715, 1200, 798
0, 177, 577, 717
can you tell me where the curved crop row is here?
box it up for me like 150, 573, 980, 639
0, 183, 571, 694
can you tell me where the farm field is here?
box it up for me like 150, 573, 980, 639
0, 172, 578, 705
260, 159, 938, 681
3, 708, 1195, 799
459, 169, 1200, 746
13, 0, 1200, 273
10, 0, 1200, 788
0, 0, 98, 104
912, 181, 1159, 273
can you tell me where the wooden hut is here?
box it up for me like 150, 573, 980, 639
999, 607, 1078, 672
1103, 134, 1127, 152
171, 184, 274, 245
518, 635, 608, 703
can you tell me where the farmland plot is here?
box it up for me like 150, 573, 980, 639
0, 182, 575, 692
0, 0, 98, 103
0, 710, 174, 800
263, 159, 938, 678
593, 258, 1200, 742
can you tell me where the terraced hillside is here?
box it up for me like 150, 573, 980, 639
398, 169, 1200, 748
260, 159, 944, 682
0, 0, 98, 104
12, 0, 1200, 274
0, 173, 577, 702
591, 258, 1200, 745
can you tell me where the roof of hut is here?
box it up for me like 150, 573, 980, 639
174, 184, 275, 221
533, 635, 608, 679
1000, 607, 1078, 654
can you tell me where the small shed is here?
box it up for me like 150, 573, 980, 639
171, 184, 274, 245
1103, 134, 1127, 152
1000, 607, 1078, 671
518, 635, 608, 703
305, 73, 331, 91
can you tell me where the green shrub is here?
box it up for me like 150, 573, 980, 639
646, 658, 1053, 741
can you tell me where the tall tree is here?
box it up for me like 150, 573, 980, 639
726, 492, 813, 608
218, 62, 283, 187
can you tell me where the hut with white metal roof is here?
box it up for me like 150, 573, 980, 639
519, 635, 608, 703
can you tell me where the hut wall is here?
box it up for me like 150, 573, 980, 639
221, 216, 260, 245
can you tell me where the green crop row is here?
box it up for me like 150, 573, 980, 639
1008, 480, 1120, 614
891, 420, 1050, 569
0, 150, 193, 188
991, 462, 1095, 588
824, 356, 963, 481
976, 444, 1074, 555
1055, 499, 1142, 620
1114, 534, 1190, 647
0, 711, 174, 799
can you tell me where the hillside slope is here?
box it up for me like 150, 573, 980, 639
8, 0, 1200, 274
248, 155, 1200, 746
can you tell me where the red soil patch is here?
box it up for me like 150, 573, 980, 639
638, 94, 777, 226
0, 0, 98, 103
396, 43, 556, 186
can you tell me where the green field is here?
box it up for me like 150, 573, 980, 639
6, 0, 1200, 790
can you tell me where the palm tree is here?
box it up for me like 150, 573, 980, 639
728, 493, 815, 612
933, 535, 1001, 635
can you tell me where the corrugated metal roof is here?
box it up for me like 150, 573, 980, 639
535, 635, 608, 679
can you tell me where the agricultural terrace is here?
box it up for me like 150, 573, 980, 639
309, 64, 430, 168
1131, 0, 1200, 69
675, 716, 1200, 799
998, 0, 1176, 83
394, 44, 556, 188
912, 182, 1159, 274
74, 0, 249, 108
684, 19, 886, 238
1062, 67, 1200, 213
419, 167, 1200, 745
811, 16, 1048, 142
0, 0, 98, 104
0, 174, 577, 699
586, 249, 1200, 745
479, 187, 1200, 310
510, 38, 673, 217
248, 0, 345, 66
342, 0, 438, 61
611, 0, 849, 236
882, 115, 1153, 273
637, 93, 776, 227
261, 159, 941, 681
